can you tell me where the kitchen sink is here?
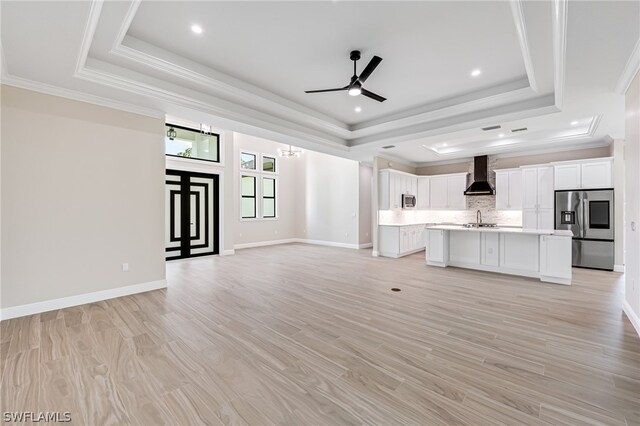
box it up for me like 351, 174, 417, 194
463, 223, 498, 228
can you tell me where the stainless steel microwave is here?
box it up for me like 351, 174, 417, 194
402, 194, 416, 208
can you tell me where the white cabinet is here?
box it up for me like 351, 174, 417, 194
429, 176, 448, 209
379, 225, 426, 258
481, 233, 500, 267
417, 177, 430, 209
429, 173, 468, 210
553, 157, 613, 190
495, 169, 522, 210
539, 235, 572, 284
426, 229, 448, 265
378, 170, 418, 210
521, 165, 554, 230
581, 160, 612, 189
447, 174, 467, 210
554, 164, 581, 190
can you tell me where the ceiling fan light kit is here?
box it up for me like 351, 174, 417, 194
305, 50, 387, 102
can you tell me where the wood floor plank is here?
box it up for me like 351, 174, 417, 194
0, 244, 638, 425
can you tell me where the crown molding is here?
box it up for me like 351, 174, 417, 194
417, 114, 602, 160
552, 0, 568, 110
615, 37, 640, 94
75, 61, 350, 152
112, 37, 350, 138
98, 0, 549, 144
348, 93, 557, 147
1, 74, 163, 118
112, 0, 141, 52
75, 0, 103, 74
510, 0, 538, 92
349, 78, 532, 137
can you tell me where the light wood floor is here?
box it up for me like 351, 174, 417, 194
2, 244, 639, 425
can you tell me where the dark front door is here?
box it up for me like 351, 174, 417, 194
165, 170, 219, 260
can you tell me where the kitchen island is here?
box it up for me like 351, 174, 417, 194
426, 225, 573, 285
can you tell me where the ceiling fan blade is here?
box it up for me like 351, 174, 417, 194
361, 88, 386, 102
305, 86, 348, 93
357, 56, 382, 84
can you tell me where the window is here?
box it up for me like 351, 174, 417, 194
165, 124, 220, 163
241, 175, 256, 218
262, 156, 276, 173
263, 178, 276, 218
240, 152, 278, 220
241, 152, 256, 170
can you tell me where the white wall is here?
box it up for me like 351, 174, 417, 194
1, 85, 166, 311
359, 164, 373, 246
624, 70, 640, 335
610, 139, 625, 268
303, 150, 360, 246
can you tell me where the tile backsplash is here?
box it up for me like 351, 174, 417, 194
378, 209, 522, 226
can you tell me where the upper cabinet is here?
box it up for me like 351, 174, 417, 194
417, 177, 430, 209
553, 158, 613, 190
495, 169, 522, 210
378, 170, 418, 210
429, 173, 468, 210
379, 170, 467, 210
521, 165, 554, 230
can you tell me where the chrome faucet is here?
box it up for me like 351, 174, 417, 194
476, 210, 482, 227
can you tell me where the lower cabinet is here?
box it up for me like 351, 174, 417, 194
379, 225, 426, 258
426, 229, 447, 264
539, 235, 572, 283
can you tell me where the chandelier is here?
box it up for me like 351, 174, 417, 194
278, 145, 303, 158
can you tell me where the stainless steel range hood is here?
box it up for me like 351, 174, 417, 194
464, 155, 495, 196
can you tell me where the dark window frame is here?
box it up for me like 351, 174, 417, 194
165, 123, 221, 164
262, 155, 277, 173
262, 177, 276, 218
241, 175, 257, 219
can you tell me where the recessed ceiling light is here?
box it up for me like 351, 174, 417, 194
570, 120, 579, 126
191, 24, 203, 34
498, 133, 505, 138
471, 69, 482, 77
355, 106, 362, 113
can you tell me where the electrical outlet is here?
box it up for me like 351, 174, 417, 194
122, 263, 129, 272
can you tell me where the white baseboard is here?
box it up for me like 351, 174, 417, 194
623, 299, 640, 339
614, 264, 625, 273
372, 250, 379, 257
0, 279, 167, 321
221, 249, 235, 256
234, 238, 297, 250
234, 238, 370, 251
296, 238, 360, 249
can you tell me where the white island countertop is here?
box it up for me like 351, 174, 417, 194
426, 224, 573, 236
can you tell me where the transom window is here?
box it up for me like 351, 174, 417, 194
165, 124, 220, 163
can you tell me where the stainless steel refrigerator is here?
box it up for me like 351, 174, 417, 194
555, 189, 614, 270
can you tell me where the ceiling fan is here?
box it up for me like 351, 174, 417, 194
305, 50, 386, 102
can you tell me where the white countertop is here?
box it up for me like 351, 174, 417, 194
426, 224, 573, 236
379, 223, 434, 227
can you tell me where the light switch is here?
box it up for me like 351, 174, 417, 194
122, 263, 129, 272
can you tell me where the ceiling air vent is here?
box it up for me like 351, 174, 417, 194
481, 125, 502, 131
381, 145, 396, 149
511, 127, 528, 132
